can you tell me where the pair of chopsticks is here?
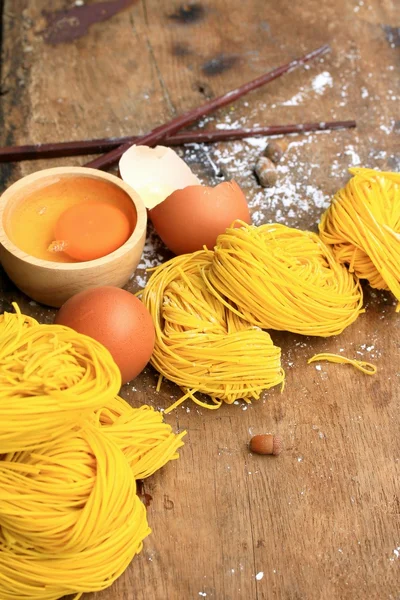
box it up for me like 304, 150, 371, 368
0, 44, 355, 168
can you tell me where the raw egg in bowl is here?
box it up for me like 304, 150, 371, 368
0, 166, 147, 307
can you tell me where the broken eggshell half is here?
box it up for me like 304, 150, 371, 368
150, 181, 251, 255
119, 145, 251, 255
119, 145, 200, 210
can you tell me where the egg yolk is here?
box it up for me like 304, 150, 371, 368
53, 202, 131, 261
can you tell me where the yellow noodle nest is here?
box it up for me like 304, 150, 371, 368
141, 250, 285, 412
319, 168, 400, 310
0, 308, 121, 454
0, 425, 149, 599
203, 221, 364, 337
0, 305, 185, 600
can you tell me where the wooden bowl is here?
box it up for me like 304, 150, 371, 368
0, 167, 147, 307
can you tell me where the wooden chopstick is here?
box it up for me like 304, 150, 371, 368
0, 120, 356, 163
85, 44, 331, 170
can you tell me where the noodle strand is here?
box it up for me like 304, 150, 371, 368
308, 352, 377, 375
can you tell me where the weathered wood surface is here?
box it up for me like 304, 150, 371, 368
0, 1, 399, 599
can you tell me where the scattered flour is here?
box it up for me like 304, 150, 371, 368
311, 71, 333, 95
380, 120, 396, 135
282, 71, 333, 105
255, 572, 264, 581
130, 228, 167, 288
344, 145, 361, 166
361, 87, 369, 99
215, 118, 247, 131
282, 91, 305, 106
186, 131, 332, 231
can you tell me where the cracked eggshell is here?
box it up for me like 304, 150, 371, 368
119, 145, 200, 210
149, 180, 251, 255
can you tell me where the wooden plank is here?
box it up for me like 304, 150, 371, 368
0, 1, 399, 599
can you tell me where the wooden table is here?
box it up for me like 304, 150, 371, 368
1, 1, 399, 599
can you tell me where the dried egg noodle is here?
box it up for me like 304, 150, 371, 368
0, 305, 185, 599
141, 250, 284, 412
308, 352, 377, 375
319, 168, 400, 310
0, 305, 121, 453
0, 305, 39, 335
203, 221, 363, 336
94, 397, 186, 479
0, 425, 149, 600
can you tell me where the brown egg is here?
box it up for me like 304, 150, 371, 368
149, 180, 251, 255
55, 286, 155, 384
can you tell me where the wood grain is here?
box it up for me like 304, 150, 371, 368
0, 1, 399, 599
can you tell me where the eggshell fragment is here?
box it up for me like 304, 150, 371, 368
119, 145, 200, 210
55, 286, 155, 384
149, 180, 251, 255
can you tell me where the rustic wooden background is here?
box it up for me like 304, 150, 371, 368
1, 1, 399, 599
